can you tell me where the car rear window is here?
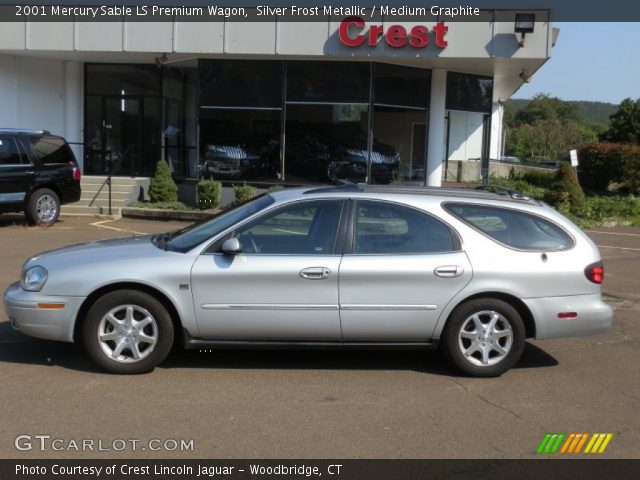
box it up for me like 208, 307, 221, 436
23, 135, 75, 165
444, 203, 574, 251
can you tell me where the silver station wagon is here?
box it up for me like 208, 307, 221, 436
4, 184, 612, 376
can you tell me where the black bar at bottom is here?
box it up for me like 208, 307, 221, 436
2, 460, 639, 480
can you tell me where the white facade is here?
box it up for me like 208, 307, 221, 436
0, 11, 553, 185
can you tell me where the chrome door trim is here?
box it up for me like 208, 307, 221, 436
340, 304, 438, 311
201, 304, 339, 311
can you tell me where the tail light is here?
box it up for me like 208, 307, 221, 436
71, 162, 81, 181
585, 261, 604, 284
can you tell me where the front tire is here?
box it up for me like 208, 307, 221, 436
82, 290, 174, 374
441, 298, 526, 377
26, 188, 60, 226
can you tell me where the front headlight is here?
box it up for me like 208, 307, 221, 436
21, 266, 48, 292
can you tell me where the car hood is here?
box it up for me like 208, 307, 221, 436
24, 235, 164, 269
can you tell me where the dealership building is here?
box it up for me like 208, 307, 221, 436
0, 8, 555, 191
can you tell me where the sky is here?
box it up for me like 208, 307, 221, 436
512, 23, 640, 104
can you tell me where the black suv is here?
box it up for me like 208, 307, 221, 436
0, 129, 81, 226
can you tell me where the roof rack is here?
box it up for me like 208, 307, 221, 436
474, 184, 532, 201
304, 183, 538, 204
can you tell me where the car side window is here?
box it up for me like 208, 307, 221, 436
24, 135, 73, 165
444, 203, 574, 251
234, 200, 343, 254
353, 201, 456, 254
0, 136, 24, 165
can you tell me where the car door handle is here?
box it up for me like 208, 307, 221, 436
299, 267, 331, 280
434, 265, 464, 278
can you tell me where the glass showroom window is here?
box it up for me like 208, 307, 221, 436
199, 60, 283, 182
163, 61, 199, 179
444, 72, 493, 178
285, 61, 370, 184
371, 64, 430, 184
84, 64, 162, 176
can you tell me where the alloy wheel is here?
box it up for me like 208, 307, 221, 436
97, 304, 158, 363
457, 310, 513, 367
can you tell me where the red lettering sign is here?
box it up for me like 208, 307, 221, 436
338, 17, 448, 49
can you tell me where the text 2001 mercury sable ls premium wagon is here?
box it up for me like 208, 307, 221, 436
4, 184, 612, 376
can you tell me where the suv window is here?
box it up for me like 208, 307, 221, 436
23, 135, 74, 165
234, 200, 343, 254
444, 203, 574, 251
353, 201, 456, 254
0, 136, 25, 165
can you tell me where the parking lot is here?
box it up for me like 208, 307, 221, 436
0, 213, 638, 459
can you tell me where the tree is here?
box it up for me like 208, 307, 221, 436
148, 160, 178, 203
513, 93, 580, 126
545, 162, 586, 216
506, 118, 595, 161
600, 98, 640, 144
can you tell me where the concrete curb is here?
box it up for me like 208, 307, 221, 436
121, 207, 215, 222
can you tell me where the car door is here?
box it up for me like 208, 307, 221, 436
339, 199, 472, 341
190, 199, 346, 340
0, 135, 33, 206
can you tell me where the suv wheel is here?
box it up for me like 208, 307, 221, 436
82, 290, 174, 374
26, 188, 60, 226
441, 298, 526, 377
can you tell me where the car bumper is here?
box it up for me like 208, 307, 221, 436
523, 294, 613, 340
3, 282, 84, 343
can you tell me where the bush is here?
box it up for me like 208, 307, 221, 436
129, 201, 194, 211
489, 174, 547, 201
579, 143, 640, 193
268, 184, 285, 193
148, 160, 178, 203
197, 180, 222, 210
234, 183, 258, 204
520, 169, 556, 189
544, 163, 586, 216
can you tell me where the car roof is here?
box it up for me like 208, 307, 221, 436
0, 128, 50, 135
282, 183, 540, 205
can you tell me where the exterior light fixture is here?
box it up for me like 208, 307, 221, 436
514, 13, 535, 47
519, 69, 531, 83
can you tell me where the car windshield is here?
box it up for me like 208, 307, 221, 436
160, 194, 275, 253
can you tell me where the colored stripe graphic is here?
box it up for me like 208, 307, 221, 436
537, 433, 613, 454
585, 433, 614, 454
536, 433, 565, 454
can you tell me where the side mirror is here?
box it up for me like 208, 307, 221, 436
220, 237, 242, 255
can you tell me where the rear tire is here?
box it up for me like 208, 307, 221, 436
82, 290, 174, 374
441, 298, 526, 377
25, 188, 60, 226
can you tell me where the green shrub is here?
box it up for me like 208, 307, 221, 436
148, 160, 178, 203
488, 175, 547, 200
197, 180, 222, 210
129, 201, 194, 211
234, 183, 258, 204
520, 169, 556, 189
579, 143, 640, 193
562, 195, 640, 228
544, 163, 586, 216
268, 184, 285, 193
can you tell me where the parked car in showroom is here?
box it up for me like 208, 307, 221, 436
284, 123, 401, 184
0, 129, 81, 225
4, 184, 611, 376
199, 121, 278, 179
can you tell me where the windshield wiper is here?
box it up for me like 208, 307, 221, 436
152, 232, 173, 251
